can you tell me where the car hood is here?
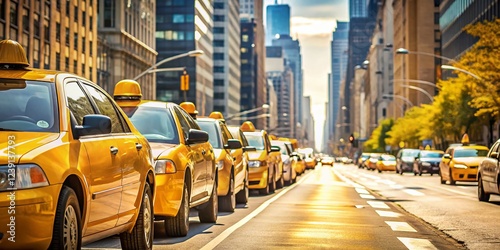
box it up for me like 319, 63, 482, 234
0, 132, 60, 164
149, 142, 177, 160
247, 150, 266, 161
453, 157, 486, 165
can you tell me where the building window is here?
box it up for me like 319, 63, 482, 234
44, 19, 49, 42
214, 40, 224, 46
56, 22, 60, 41
242, 35, 249, 42
214, 15, 224, 21
73, 32, 77, 49
0, 0, 5, 20
65, 27, 69, 45
173, 14, 184, 23
56, 0, 60, 10
33, 38, 40, 68
81, 63, 85, 74
73, 60, 77, 72
55, 52, 60, 70
172, 0, 184, 6
214, 66, 224, 73
21, 32, 28, 61
9, 2, 17, 25
44, 1, 50, 19
65, 56, 69, 70
214, 80, 224, 86
214, 2, 224, 9
89, 16, 93, 30
44, 43, 49, 69
89, 41, 92, 56
214, 53, 224, 60
82, 37, 85, 53
34, 13, 40, 37
82, 11, 85, 26
22, 7, 28, 32
186, 31, 194, 40
104, 0, 115, 27
9, 27, 17, 40
74, 7, 77, 22
214, 27, 224, 34
0, 23, 4, 39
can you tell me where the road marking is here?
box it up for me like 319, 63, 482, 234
385, 221, 417, 232
403, 189, 425, 196
367, 201, 390, 209
398, 237, 438, 250
376, 210, 402, 217
355, 205, 365, 209
360, 194, 376, 199
200, 170, 312, 250
355, 188, 370, 194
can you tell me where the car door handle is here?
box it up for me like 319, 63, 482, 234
110, 146, 119, 155
136, 143, 143, 150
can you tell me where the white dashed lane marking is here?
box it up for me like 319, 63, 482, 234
403, 189, 425, 196
367, 201, 390, 209
355, 188, 370, 194
385, 221, 417, 232
376, 210, 402, 218
360, 194, 376, 199
398, 237, 438, 250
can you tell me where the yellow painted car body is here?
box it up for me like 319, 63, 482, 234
376, 154, 397, 172
439, 144, 489, 184
0, 41, 155, 249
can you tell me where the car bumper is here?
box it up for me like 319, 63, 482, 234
420, 165, 440, 174
451, 168, 477, 181
0, 184, 61, 249
153, 170, 185, 217
378, 165, 396, 171
248, 167, 268, 189
400, 162, 413, 172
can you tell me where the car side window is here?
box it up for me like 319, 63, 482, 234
220, 123, 231, 143
172, 107, 191, 141
239, 130, 249, 147
65, 81, 95, 125
488, 142, 500, 157
82, 84, 126, 134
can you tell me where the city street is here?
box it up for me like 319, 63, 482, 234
84, 164, 468, 249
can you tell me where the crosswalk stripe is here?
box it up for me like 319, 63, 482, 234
360, 194, 376, 199
376, 210, 402, 217
367, 201, 390, 209
385, 221, 417, 232
398, 237, 438, 250
355, 188, 370, 194
403, 189, 425, 196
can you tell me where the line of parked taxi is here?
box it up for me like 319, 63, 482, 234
356, 133, 500, 204
0, 40, 313, 249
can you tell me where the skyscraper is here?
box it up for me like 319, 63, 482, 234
265, 2, 290, 45
328, 21, 349, 144
156, 0, 214, 116
349, 0, 367, 18
213, 0, 241, 116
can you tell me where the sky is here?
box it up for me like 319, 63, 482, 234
264, 0, 349, 151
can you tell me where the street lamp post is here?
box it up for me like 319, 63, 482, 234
226, 104, 270, 121
441, 65, 481, 80
400, 84, 433, 102
132, 50, 204, 81
396, 48, 457, 64
391, 79, 440, 90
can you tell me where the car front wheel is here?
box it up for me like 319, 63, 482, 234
478, 176, 490, 202
165, 183, 189, 237
199, 183, 218, 223
50, 186, 81, 250
120, 182, 153, 250
219, 174, 236, 212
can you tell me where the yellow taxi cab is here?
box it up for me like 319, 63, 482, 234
114, 80, 217, 237
298, 147, 316, 169
279, 137, 305, 175
0, 40, 155, 249
196, 112, 248, 212
439, 134, 489, 185
375, 154, 397, 173
240, 121, 283, 195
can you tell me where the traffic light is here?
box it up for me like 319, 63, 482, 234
180, 71, 189, 91
349, 134, 355, 143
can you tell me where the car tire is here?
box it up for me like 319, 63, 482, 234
440, 174, 446, 184
219, 174, 236, 212
449, 170, 456, 185
478, 176, 490, 202
269, 174, 276, 193
236, 178, 249, 204
165, 183, 189, 237
199, 183, 218, 223
276, 172, 284, 189
49, 186, 81, 250
120, 182, 154, 250
259, 182, 270, 195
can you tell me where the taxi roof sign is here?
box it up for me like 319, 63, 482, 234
180, 102, 198, 115
0, 40, 29, 68
240, 121, 256, 132
209, 111, 224, 120
114, 79, 142, 100
461, 133, 470, 146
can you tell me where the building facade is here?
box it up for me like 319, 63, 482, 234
349, 0, 367, 18
265, 2, 290, 45
272, 35, 302, 133
328, 21, 349, 144
393, 0, 440, 117
98, 0, 157, 99
0, 1, 98, 85
440, 0, 500, 60
213, 0, 241, 116
155, 0, 213, 115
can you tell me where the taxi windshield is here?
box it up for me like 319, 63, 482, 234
245, 134, 265, 150
381, 155, 396, 161
0, 80, 58, 132
197, 121, 221, 148
454, 148, 488, 158
122, 106, 179, 144
420, 151, 443, 158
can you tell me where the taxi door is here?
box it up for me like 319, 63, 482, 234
82, 83, 145, 226
482, 142, 500, 191
223, 124, 245, 189
66, 81, 121, 235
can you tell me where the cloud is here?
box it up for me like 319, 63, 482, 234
286, 0, 348, 19
291, 17, 336, 38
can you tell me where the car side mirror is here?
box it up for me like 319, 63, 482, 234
187, 129, 209, 145
290, 152, 298, 157
270, 146, 281, 152
443, 154, 451, 159
243, 146, 256, 152
491, 152, 499, 159
224, 139, 242, 150
75, 114, 111, 139
414, 157, 418, 161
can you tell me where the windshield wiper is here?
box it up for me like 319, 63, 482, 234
0, 128, 19, 131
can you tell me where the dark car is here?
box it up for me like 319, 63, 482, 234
396, 149, 420, 174
413, 150, 444, 176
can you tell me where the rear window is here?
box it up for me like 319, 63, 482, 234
0, 79, 58, 132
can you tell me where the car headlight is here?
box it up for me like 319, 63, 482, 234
421, 162, 431, 167
216, 160, 224, 169
0, 164, 49, 191
248, 160, 262, 167
155, 160, 176, 174
453, 164, 468, 169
